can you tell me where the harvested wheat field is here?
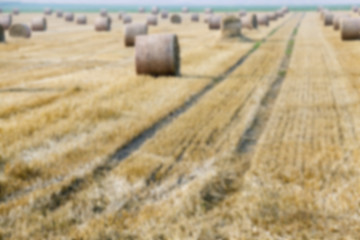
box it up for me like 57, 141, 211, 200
0, 4, 360, 239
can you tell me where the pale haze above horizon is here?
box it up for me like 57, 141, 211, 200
2, 0, 360, 5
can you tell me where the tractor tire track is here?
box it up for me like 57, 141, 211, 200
0, 14, 295, 207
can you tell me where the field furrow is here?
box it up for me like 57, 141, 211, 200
0, 11, 291, 223
2, 5, 360, 239
65, 12, 360, 240
0, 13, 300, 240
65, 14, 302, 240
171, 13, 360, 239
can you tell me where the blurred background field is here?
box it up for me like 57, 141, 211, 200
0, 2, 356, 12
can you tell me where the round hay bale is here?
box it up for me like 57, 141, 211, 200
252, 14, 258, 29
341, 18, 360, 40
0, 14, 12, 30
239, 11, 247, 17
241, 14, 257, 30
182, 7, 189, 13
276, 10, 284, 18
191, 13, 199, 22
12, 8, 19, 15
161, 11, 168, 19
0, 8, 2, 13
204, 14, 212, 23
281, 7, 289, 14
123, 15, 132, 24
222, 16, 241, 38
170, 14, 182, 24
64, 12, 74, 22
76, 15, 87, 24
118, 11, 124, 20
9, 23, 31, 38
209, 15, 221, 30
353, 6, 359, 12
268, 12, 278, 21
0, 25, 5, 42
324, 12, 334, 26
31, 17, 47, 31
152, 7, 159, 15
204, 8, 213, 14
257, 14, 269, 27
100, 9, 107, 17
95, 16, 111, 31
44, 8, 52, 15
124, 23, 148, 47
135, 34, 180, 76
333, 15, 350, 30
56, 10, 63, 18
320, 9, 329, 20
139, 7, 145, 13
147, 15, 157, 26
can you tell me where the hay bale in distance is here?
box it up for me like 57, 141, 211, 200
147, 15, 157, 26
204, 14, 212, 23
152, 6, 159, 15
191, 13, 199, 22
281, 6, 289, 14
161, 11, 168, 19
204, 8, 213, 14
239, 11, 247, 17
44, 8, 52, 15
138, 7, 145, 13
9, 23, 31, 38
239, 10, 247, 17
31, 17, 47, 31
252, 14, 258, 29
0, 25, 5, 42
123, 15, 132, 24
209, 15, 221, 30
64, 12, 74, 22
0, 14, 12, 30
100, 9, 107, 17
170, 14, 182, 24
257, 14, 269, 27
324, 12, 334, 26
56, 10, 63, 18
333, 15, 350, 30
222, 16, 241, 38
135, 33, 180, 76
95, 16, 111, 31
124, 23, 148, 47
182, 7, 189, 13
76, 15, 87, 24
276, 10, 284, 18
353, 6, 359, 12
12, 8, 20, 15
341, 18, 360, 40
320, 9, 328, 19
241, 14, 257, 30
118, 11, 124, 20
268, 12, 278, 21
0, 8, 2, 13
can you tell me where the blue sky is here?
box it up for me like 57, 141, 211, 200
2, 0, 360, 5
